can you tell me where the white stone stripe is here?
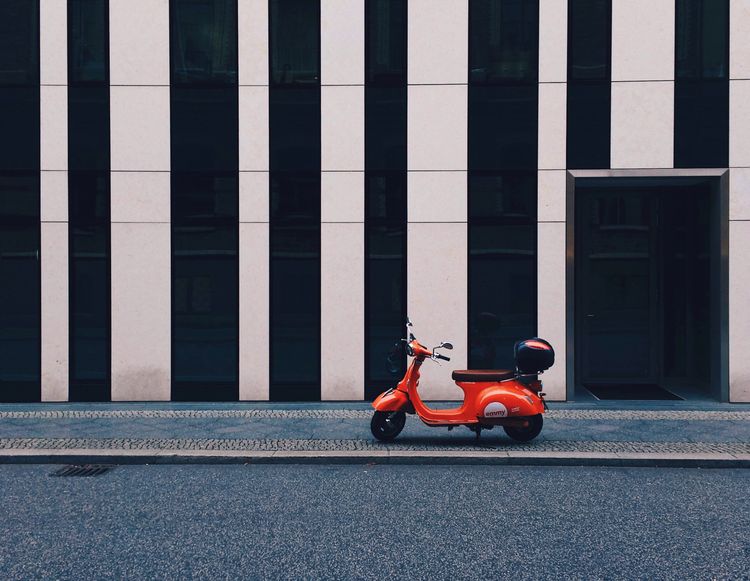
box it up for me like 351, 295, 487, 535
321, 223, 365, 400
321, 0, 364, 86
40, 0, 67, 85
111, 223, 171, 401
40, 223, 68, 402
538, 0, 567, 84
239, 0, 269, 86
239, 223, 270, 400
39, 0, 68, 401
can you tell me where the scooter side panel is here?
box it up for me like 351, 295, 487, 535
475, 382, 544, 419
372, 389, 411, 412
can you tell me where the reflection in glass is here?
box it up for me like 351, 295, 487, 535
469, 0, 538, 84
171, 87, 239, 172
567, 81, 610, 169
468, 173, 536, 369
365, 87, 407, 172
0, 88, 40, 172
0, 174, 40, 402
69, 0, 108, 84
0, 1, 39, 86
68, 87, 110, 171
366, 0, 406, 85
568, 0, 610, 81
269, 87, 321, 172
269, 174, 320, 400
676, 0, 728, 80
674, 80, 728, 168
171, 0, 237, 85
469, 85, 538, 171
172, 222, 239, 400
170, 0, 239, 400
270, 0, 320, 85
674, 0, 728, 168
69, 173, 110, 401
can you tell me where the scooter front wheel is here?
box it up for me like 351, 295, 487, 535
503, 414, 543, 443
370, 411, 406, 442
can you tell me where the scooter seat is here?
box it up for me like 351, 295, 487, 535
452, 369, 516, 382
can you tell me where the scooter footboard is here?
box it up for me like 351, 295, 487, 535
372, 389, 413, 413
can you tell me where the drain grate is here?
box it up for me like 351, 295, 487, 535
50, 465, 113, 478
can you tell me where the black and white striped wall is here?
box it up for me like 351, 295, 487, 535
2, 0, 750, 403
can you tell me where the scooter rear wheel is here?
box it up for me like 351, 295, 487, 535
370, 411, 406, 442
503, 414, 543, 443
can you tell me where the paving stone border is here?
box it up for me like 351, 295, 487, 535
0, 409, 747, 421
0, 437, 747, 455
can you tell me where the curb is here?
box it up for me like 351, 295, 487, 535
1, 449, 748, 469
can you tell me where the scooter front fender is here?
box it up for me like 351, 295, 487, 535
372, 389, 412, 412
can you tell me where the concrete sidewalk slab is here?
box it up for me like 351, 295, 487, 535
0, 402, 747, 467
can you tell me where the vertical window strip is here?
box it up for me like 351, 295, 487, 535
170, 0, 240, 402
674, 0, 729, 168
0, 1, 40, 402
467, 0, 538, 371
68, 0, 111, 402
566, 0, 611, 170
364, 0, 407, 400
268, 0, 321, 401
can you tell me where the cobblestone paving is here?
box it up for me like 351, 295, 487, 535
0, 437, 747, 455
0, 409, 747, 421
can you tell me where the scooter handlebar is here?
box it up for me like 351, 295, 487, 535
434, 353, 450, 362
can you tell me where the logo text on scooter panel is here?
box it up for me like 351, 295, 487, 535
483, 402, 508, 418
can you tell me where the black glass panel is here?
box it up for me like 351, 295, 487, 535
0, 88, 40, 172
0, 172, 39, 222
366, 0, 406, 85
171, 87, 239, 172
69, 0, 108, 85
469, 0, 538, 84
172, 223, 239, 400
269, 87, 321, 172
0, 173, 40, 402
468, 173, 536, 370
468, 173, 536, 222
675, 80, 728, 168
269, 173, 320, 401
366, 173, 406, 224
676, 0, 728, 80
661, 187, 711, 383
366, 224, 406, 384
69, 172, 110, 401
68, 86, 110, 171
0, 1, 39, 86
365, 86, 407, 172
173, 172, 238, 223
468, 225, 536, 369
270, 0, 320, 85
468, 85, 538, 171
171, 0, 238, 85
568, 0, 610, 81
567, 81, 610, 169
270, 172, 320, 222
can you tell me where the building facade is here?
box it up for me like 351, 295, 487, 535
0, 0, 749, 403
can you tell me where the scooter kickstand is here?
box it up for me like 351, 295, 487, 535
475, 425, 481, 441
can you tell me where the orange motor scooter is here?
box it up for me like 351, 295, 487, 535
371, 318, 554, 442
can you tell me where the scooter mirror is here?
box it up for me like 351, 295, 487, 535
440, 342, 453, 350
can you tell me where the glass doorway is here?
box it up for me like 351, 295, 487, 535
574, 177, 719, 400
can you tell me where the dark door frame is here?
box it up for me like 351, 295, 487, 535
565, 169, 729, 401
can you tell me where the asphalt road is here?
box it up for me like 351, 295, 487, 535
0, 464, 747, 580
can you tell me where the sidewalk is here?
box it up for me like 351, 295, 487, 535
0, 401, 748, 467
